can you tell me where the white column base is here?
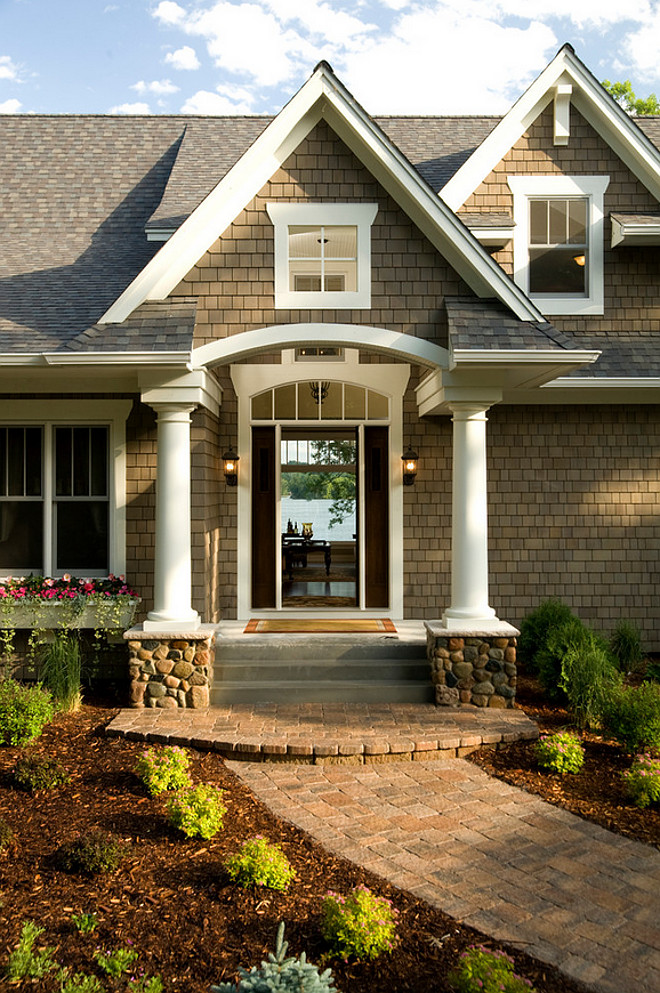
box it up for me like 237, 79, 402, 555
442, 605, 499, 630
143, 610, 201, 633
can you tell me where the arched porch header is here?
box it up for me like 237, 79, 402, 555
192, 323, 449, 370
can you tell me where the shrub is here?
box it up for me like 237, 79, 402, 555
135, 745, 191, 796
535, 732, 584, 774
558, 638, 620, 728
56, 830, 124, 875
94, 946, 138, 979
224, 836, 296, 891
211, 922, 337, 993
622, 754, 660, 809
610, 620, 644, 673
0, 678, 54, 746
5, 921, 57, 980
537, 617, 606, 701
39, 630, 82, 712
321, 885, 398, 961
71, 911, 98, 934
517, 599, 575, 672
448, 944, 536, 993
0, 817, 13, 850
13, 754, 70, 792
128, 975, 164, 993
167, 784, 226, 839
602, 682, 660, 753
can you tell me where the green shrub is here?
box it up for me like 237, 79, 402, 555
448, 944, 536, 993
13, 754, 70, 792
167, 784, 226, 839
517, 599, 575, 672
602, 682, 660, 753
537, 617, 605, 700
645, 658, 660, 683
94, 946, 138, 979
535, 732, 584, 774
558, 638, 620, 727
225, 836, 296, 891
135, 745, 191, 796
128, 975, 164, 993
211, 922, 337, 993
321, 885, 398, 961
622, 754, 660, 808
5, 921, 57, 980
0, 679, 54, 746
71, 911, 98, 934
39, 631, 82, 712
0, 817, 12, 850
610, 620, 644, 673
56, 830, 124, 875
59, 968, 103, 993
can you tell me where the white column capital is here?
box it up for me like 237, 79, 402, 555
446, 400, 493, 420
147, 401, 197, 421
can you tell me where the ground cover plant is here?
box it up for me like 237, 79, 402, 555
0, 704, 587, 993
225, 837, 296, 891
534, 732, 584, 774
135, 745, 191, 796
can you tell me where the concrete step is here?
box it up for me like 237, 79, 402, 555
210, 679, 434, 705
215, 635, 426, 662
214, 658, 429, 683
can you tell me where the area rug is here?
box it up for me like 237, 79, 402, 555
244, 618, 397, 634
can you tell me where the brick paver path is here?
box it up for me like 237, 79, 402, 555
228, 757, 660, 993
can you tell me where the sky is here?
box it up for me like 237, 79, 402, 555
2, 0, 660, 116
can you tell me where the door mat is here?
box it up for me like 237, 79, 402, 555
244, 618, 397, 634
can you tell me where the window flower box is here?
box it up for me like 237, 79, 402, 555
0, 575, 140, 632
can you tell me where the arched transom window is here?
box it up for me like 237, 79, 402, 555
251, 382, 389, 421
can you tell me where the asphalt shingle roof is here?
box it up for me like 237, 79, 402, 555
65, 299, 196, 354
445, 297, 577, 352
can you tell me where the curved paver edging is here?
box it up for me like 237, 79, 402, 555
229, 757, 660, 993
105, 703, 539, 762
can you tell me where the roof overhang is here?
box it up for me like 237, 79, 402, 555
611, 214, 660, 247
99, 63, 545, 327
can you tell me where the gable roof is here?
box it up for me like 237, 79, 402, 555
100, 62, 545, 327
441, 44, 660, 211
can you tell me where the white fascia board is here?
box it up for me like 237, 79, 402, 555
442, 46, 660, 210
611, 216, 660, 247
450, 347, 601, 369
543, 376, 660, 389
41, 351, 191, 368
468, 226, 514, 247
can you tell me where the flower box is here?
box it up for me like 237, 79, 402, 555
0, 575, 140, 631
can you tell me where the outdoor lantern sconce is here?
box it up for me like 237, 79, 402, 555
223, 448, 239, 487
401, 445, 418, 486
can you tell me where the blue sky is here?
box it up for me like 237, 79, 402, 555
2, 0, 660, 115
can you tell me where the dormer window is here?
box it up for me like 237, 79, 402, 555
508, 176, 609, 316
267, 203, 377, 309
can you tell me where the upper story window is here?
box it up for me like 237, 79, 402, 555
266, 203, 378, 310
508, 176, 609, 316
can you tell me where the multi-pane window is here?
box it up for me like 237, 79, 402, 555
0, 425, 109, 575
288, 226, 357, 293
528, 198, 587, 294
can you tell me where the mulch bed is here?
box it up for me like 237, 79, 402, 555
469, 670, 660, 849
0, 701, 587, 993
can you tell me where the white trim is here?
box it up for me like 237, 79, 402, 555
266, 202, 377, 309
468, 226, 514, 247
99, 63, 545, 326
611, 216, 660, 247
193, 323, 449, 370
450, 347, 601, 367
543, 377, 660, 388
0, 399, 131, 577
553, 84, 572, 146
442, 45, 660, 211
508, 175, 609, 316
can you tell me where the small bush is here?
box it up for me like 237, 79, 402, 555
56, 830, 124, 875
602, 682, 660, 753
39, 631, 82, 712
167, 784, 226, 839
558, 638, 620, 728
59, 968, 103, 993
94, 946, 138, 979
135, 745, 191, 796
448, 944, 536, 993
71, 911, 98, 934
13, 754, 70, 792
0, 679, 54, 746
517, 599, 575, 672
225, 836, 296, 891
610, 620, 644, 673
622, 754, 660, 809
211, 922, 337, 993
537, 617, 605, 700
535, 732, 584, 774
128, 975, 164, 993
5, 921, 57, 980
321, 885, 398, 961
0, 817, 13, 850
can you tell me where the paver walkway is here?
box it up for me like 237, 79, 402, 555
229, 757, 660, 993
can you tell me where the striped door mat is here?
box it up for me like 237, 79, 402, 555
244, 618, 397, 634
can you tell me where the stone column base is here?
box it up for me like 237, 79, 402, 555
425, 621, 519, 709
124, 625, 216, 709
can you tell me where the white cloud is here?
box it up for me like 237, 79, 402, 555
107, 101, 152, 114
0, 98, 21, 113
103, 4, 119, 12
153, 1, 187, 25
165, 45, 201, 70
132, 78, 179, 94
180, 87, 255, 113
623, 20, 660, 81
0, 56, 19, 82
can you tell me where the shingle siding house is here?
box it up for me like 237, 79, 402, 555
2, 45, 660, 702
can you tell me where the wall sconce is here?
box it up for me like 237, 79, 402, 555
401, 445, 418, 486
573, 254, 586, 267
223, 448, 239, 486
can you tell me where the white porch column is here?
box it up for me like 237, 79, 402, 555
442, 401, 499, 629
143, 402, 200, 631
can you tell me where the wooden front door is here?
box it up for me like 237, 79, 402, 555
364, 425, 389, 608
251, 426, 276, 608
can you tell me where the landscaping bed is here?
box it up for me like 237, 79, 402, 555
0, 702, 585, 993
